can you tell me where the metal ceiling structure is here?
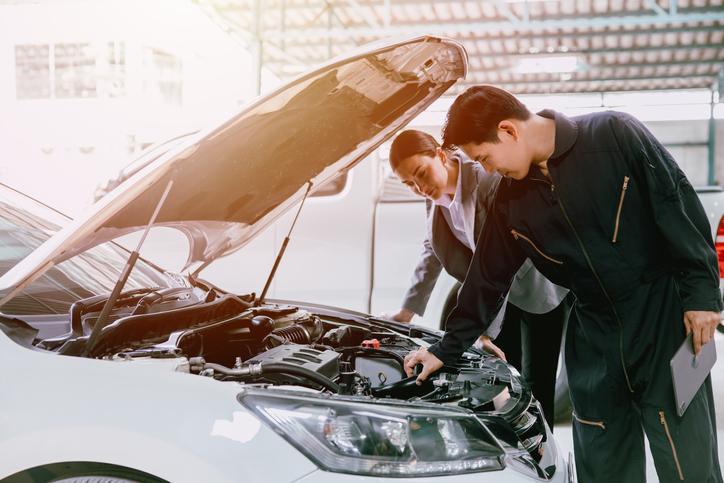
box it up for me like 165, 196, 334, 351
196, 0, 724, 95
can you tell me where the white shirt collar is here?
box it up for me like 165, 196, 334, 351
433, 155, 463, 208
432, 155, 475, 250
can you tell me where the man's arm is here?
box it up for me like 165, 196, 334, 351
427, 199, 525, 366
612, 113, 722, 352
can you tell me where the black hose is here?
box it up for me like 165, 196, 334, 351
202, 362, 248, 375
262, 363, 340, 393
203, 361, 340, 393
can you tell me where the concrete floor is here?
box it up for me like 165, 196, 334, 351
553, 330, 724, 482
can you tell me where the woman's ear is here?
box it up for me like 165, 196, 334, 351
437, 146, 448, 165
498, 120, 519, 141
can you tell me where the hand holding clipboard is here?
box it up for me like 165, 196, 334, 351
670, 332, 717, 417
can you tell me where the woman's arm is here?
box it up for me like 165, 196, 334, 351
397, 231, 443, 321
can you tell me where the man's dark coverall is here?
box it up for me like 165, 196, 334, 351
429, 109, 722, 482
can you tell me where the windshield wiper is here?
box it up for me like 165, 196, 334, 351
256, 181, 313, 306
82, 180, 174, 357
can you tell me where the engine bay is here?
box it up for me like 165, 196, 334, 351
25, 286, 553, 476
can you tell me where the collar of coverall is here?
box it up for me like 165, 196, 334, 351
537, 109, 579, 163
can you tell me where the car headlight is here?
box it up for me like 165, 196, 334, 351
239, 388, 505, 477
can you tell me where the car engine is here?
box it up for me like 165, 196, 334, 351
37, 289, 553, 477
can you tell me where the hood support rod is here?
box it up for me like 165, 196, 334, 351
256, 181, 313, 306
82, 180, 174, 357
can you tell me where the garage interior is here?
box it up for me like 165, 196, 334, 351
1, 1, 723, 481
195, 0, 724, 185
198, 1, 724, 478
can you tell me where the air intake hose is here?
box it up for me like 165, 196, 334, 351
264, 316, 324, 348
200, 360, 340, 393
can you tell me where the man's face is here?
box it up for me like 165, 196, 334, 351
460, 122, 532, 180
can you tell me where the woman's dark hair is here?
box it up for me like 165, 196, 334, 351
389, 130, 440, 171
442, 85, 531, 149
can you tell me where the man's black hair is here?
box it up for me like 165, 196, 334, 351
441, 85, 531, 149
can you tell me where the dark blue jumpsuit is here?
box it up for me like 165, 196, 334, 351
429, 109, 723, 482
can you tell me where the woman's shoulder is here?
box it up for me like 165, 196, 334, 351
460, 156, 500, 197
449, 150, 484, 180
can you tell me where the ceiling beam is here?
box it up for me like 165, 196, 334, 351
644, 0, 668, 17
261, 42, 724, 65
259, 24, 723, 49
582, 58, 724, 69
461, 72, 717, 85
196, 0, 309, 67
491, 0, 521, 24
344, 0, 381, 29
260, 9, 724, 41
448, 81, 714, 94
263, 56, 724, 72
367, 6, 720, 30
471, 42, 724, 58
472, 58, 724, 73
220, 0, 712, 12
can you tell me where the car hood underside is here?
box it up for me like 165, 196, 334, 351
0, 36, 467, 307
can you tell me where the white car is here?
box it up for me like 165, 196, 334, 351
0, 37, 572, 483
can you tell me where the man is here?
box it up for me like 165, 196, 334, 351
404, 85, 722, 482
387, 128, 570, 429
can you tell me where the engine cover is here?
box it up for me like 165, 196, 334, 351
246, 344, 340, 380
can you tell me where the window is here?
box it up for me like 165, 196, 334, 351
143, 47, 183, 106
312, 172, 350, 198
15, 44, 50, 99
105, 41, 126, 98
54, 43, 97, 98
15, 42, 100, 100
0, 192, 169, 316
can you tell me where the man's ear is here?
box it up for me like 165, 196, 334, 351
498, 120, 519, 141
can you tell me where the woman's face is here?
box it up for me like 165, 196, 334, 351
393, 150, 449, 200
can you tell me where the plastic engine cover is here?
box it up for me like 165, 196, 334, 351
247, 344, 340, 380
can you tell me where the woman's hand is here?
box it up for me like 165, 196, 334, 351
386, 308, 415, 323
477, 335, 507, 361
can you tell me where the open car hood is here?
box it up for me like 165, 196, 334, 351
0, 36, 467, 306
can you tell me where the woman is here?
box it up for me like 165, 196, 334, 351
388, 129, 570, 429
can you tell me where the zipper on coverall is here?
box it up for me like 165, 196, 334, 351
531, 177, 635, 394
612, 176, 630, 243
659, 410, 685, 480
511, 229, 564, 265
572, 412, 606, 430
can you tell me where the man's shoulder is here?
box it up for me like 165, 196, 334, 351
571, 110, 639, 151
572, 109, 636, 129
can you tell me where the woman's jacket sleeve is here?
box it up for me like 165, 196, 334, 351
401, 200, 444, 316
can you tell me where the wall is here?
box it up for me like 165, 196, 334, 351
0, 0, 267, 215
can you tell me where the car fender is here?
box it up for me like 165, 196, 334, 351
0, 332, 317, 483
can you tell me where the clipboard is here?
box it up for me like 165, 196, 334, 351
670, 332, 717, 417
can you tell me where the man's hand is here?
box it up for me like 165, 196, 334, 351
684, 310, 719, 355
476, 335, 507, 361
404, 347, 443, 385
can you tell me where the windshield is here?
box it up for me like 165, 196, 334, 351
0, 186, 171, 315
